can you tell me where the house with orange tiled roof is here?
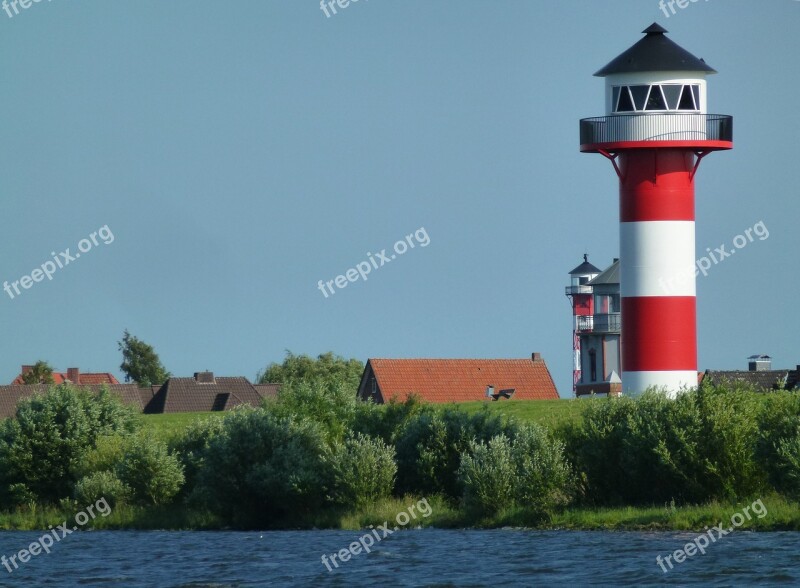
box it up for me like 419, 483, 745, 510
12, 365, 120, 386
357, 353, 559, 404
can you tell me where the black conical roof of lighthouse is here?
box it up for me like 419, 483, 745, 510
569, 254, 601, 276
594, 23, 716, 77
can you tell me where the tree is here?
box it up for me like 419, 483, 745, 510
21, 360, 54, 385
118, 330, 171, 387
257, 351, 363, 391
0, 385, 138, 505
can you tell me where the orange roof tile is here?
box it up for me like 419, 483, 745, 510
12, 371, 119, 386
365, 358, 559, 403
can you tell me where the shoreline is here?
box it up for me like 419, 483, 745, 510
1, 495, 798, 533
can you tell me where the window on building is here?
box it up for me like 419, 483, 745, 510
594, 294, 620, 314
629, 85, 649, 111
661, 84, 683, 109
589, 349, 597, 382
616, 87, 635, 112
645, 85, 667, 110
678, 85, 697, 110
612, 84, 701, 113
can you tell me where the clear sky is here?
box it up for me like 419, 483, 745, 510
1, 0, 797, 397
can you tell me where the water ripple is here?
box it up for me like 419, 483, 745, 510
0, 529, 797, 587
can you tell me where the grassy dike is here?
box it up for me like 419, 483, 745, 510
3, 401, 800, 532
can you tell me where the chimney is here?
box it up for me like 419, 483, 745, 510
194, 371, 215, 384
748, 355, 772, 372
531, 352, 542, 362
21, 365, 33, 375
67, 367, 80, 384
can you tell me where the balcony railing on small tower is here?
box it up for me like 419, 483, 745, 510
576, 313, 621, 334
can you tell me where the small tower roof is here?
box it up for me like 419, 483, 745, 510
594, 23, 716, 77
587, 259, 620, 285
569, 254, 601, 276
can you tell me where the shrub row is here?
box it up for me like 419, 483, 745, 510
564, 382, 800, 505
3, 380, 800, 526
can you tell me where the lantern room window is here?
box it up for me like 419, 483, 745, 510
612, 84, 700, 113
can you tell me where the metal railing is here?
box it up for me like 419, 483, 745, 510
576, 313, 621, 333
580, 114, 733, 145
565, 285, 593, 295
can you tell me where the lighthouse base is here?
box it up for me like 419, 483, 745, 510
623, 370, 698, 398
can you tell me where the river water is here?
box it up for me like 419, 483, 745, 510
0, 529, 795, 586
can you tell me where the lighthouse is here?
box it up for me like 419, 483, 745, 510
566, 255, 601, 394
579, 24, 733, 396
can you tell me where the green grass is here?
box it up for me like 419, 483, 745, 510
547, 495, 800, 531
0, 503, 221, 531
336, 495, 459, 530
137, 412, 221, 444
3, 496, 797, 532
136, 399, 588, 445
457, 399, 586, 429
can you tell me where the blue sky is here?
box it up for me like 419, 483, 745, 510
1, 0, 797, 397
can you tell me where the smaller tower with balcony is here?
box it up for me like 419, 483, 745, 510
567, 257, 622, 397
566, 255, 600, 395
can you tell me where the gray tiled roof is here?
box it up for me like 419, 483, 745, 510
704, 370, 798, 392
254, 384, 280, 400
1, 377, 282, 418
159, 377, 265, 413
588, 259, 620, 286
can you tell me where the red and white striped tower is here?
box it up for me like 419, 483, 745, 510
579, 24, 733, 397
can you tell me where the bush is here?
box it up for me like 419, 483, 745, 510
351, 395, 426, 445
116, 437, 184, 506
693, 382, 766, 499
458, 435, 515, 516
74, 434, 130, 480
511, 423, 573, 512
193, 408, 334, 525
757, 391, 800, 498
565, 384, 767, 506
74, 471, 130, 508
459, 424, 573, 517
170, 416, 225, 496
0, 385, 138, 505
328, 433, 397, 507
395, 406, 516, 501
774, 437, 800, 498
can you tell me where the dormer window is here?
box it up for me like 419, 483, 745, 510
612, 84, 700, 113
